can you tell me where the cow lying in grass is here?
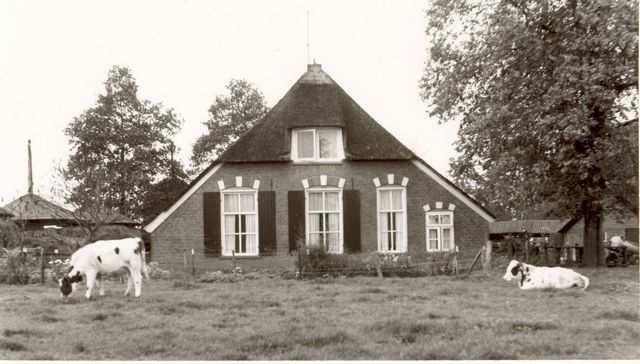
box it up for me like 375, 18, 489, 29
503, 259, 589, 290
59, 237, 148, 299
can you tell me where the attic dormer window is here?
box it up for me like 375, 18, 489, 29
291, 127, 344, 162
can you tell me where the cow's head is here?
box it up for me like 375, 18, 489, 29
59, 266, 82, 298
503, 260, 523, 281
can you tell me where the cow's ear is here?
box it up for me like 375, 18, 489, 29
511, 263, 521, 276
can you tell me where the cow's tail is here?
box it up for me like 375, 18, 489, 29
581, 275, 590, 291
138, 238, 150, 280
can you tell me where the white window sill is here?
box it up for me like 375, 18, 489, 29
292, 160, 344, 165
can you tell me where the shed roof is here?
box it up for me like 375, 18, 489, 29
2, 194, 76, 222
218, 63, 415, 162
489, 219, 571, 235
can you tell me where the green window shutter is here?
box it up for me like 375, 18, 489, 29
288, 191, 306, 253
343, 189, 361, 253
203, 192, 221, 256
258, 191, 276, 256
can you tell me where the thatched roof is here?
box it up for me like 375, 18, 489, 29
2, 194, 76, 222
0, 207, 13, 218
218, 63, 415, 162
489, 219, 571, 235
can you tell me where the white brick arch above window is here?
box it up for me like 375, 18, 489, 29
301, 175, 346, 189
217, 177, 261, 191
372, 174, 409, 187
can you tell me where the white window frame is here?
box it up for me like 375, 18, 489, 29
376, 186, 408, 253
291, 127, 345, 163
425, 211, 454, 252
220, 188, 259, 256
305, 187, 344, 254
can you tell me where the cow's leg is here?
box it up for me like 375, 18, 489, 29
96, 273, 105, 296
123, 268, 133, 297
85, 271, 97, 299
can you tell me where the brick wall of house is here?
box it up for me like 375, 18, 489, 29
150, 160, 491, 272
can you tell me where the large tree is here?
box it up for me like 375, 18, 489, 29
65, 66, 182, 219
421, 0, 638, 265
191, 79, 268, 172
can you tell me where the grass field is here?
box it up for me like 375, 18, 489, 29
1, 266, 638, 360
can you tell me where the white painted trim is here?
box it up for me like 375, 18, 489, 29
435, 201, 443, 209
425, 211, 454, 252
144, 163, 224, 233
411, 159, 495, 223
304, 187, 344, 254
401, 177, 409, 187
217, 180, 225, 190
302, 179, 309, 189
448, 203, 456, 211
373, 177, 381, 187
235, 176, 243, 187
291, 127, 345, 163
253, 179, 260, 190
387, 174, 394, 185
220, 189, 259, 257
320, 174, 327, 186
423, 204, 431, 212
338, 178, 346, 188
376, 186, 408, 253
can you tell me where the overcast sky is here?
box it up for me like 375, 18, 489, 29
0, 0, 459, 206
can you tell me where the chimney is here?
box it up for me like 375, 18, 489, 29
307, 62, 322, 73
27, 139, 33, 194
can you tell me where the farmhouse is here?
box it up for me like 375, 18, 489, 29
144, 63, 495, 271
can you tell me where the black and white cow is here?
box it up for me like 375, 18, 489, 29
59, 237, 148, 299
502, 259, 589, 290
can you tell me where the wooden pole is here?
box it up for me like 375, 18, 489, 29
375, 254, 383, 279
297, 241, 303, 279
40, 247, 45, 285
524, 239, 529, 263
483, 240, 492, 274
232, 249, 236, 273
191, 248, 195, 277
466, 248, 484, 277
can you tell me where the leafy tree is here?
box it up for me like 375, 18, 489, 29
140, 144, 189, 225
191, 79, 268, 172
65, 66, 182, 219
421, 0, 638, 265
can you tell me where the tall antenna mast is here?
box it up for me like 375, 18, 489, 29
27, 139, 33, 195
306, 10, 311, 64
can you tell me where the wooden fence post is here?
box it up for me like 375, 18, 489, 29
40, 247, 45, 285
231, 249, 237, 273
376, 255, 383, 279
190, 248, 195, 277
483, 240, 492, 274
524, 239, 529, 263
296, 241, 304, 279
466, 248, 484, 277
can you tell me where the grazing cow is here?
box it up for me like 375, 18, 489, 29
59, 237, 148, 299
502, 259, 589, 290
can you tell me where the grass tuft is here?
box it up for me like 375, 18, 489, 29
510, 321, 559, 332
72, 342, 87, 353
597, 310, 639, 322
0, 340, 28, 352
3, 329, 41, 338
39, 314, 61, 323
298, 332, 351, 348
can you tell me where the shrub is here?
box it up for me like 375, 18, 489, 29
298, 247, 457, 278
0, 249, 37, 284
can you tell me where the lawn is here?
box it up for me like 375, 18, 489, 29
0, 266, 638, 360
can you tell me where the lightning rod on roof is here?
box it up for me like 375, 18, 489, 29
306, 10, 311, 64
27, 139, 33, 195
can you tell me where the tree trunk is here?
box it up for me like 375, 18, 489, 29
582, 203, 601, 267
